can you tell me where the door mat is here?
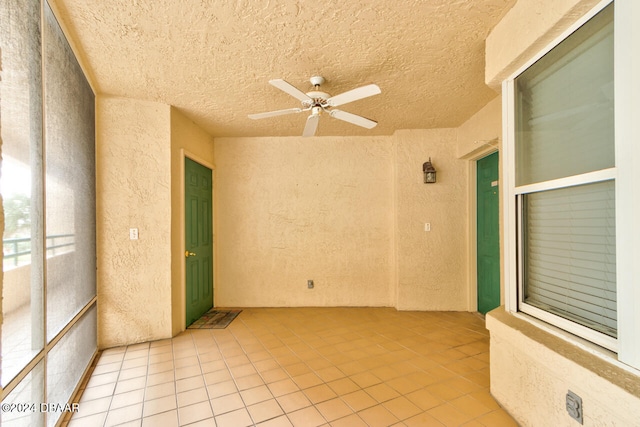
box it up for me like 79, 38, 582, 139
188, 309, 242, 329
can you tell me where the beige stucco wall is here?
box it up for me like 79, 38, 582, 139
455, 97, 503, 311
96, 96, 172, 348
394, 129, 468, 311
169, 107, 215, 335
488, 308, 640, 426
213, 136, 394, 308
485, 0, 640, 425
214, 130, 478, 311
93, 103, 493, 340
456, 97, 501, 159
87, 26, 511, 346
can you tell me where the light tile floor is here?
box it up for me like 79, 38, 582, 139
64, 308, 518, 427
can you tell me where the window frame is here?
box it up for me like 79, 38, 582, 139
0, 1, 98, 423
517, 171, 617, 352
503, 0, 640, 371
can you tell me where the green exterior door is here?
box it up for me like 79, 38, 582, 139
477, 152, 500, 314
185, 157, 213, 326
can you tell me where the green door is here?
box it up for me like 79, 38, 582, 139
477, 152, 500, 314
185, 158, 213, 326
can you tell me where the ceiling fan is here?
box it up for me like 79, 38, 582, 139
248, 76, 381, 137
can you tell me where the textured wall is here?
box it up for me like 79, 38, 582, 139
456, 98, 503, 310
456, 97, 502, 159
96, 96, 172, 348
394, 129, 468, 311
488, 309, 640, 426
92, 107, 503, 341
485, 0, 602, 89
214, 131, 474, 311
214, 136, 394, 307
170, 107, 215, 335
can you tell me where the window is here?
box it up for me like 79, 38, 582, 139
504, 0, 640, 370
1, 1, 97, 425
515, 3, 616, 350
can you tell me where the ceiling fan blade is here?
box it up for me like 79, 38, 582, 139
303, 114, 320, 137
326, 84, 381, 107
329, 109, 377, 129
269, 79, 313, 102
248, 107, 303, 120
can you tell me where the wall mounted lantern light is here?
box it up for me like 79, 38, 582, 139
423, 158, 437, 183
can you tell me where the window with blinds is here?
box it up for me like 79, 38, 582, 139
523, 181, 616, 337
515, 5, 614, 187
514, 3, 616, 346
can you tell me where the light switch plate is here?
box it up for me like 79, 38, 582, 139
129, 228, 139, 240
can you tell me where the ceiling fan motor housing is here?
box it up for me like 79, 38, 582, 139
304, 91, 331, 108
304, 76, 330, 108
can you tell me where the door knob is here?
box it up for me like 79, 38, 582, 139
185, 251, 196, 257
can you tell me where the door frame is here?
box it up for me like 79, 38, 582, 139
179, 149, 215, 331
463, 141, 500, 312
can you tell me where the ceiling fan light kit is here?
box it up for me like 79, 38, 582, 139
249, 76, 381, 137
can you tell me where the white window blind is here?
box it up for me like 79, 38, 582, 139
523, 181, 616, 337
515, 6, 614, 187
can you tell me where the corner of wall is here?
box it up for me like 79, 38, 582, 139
169, 108, 215, 336
393, 129, 468, 311
452, 97, 503, 314
485, 0, 604, 88
96, 96, 173, 348
389, 132, 400, 309
456, 97, 502, 160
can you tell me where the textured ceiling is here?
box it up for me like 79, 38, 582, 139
49, 0, 516, 137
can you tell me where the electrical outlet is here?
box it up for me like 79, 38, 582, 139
129, 228, 139, 240
566, 390, 583, 424
307, 280, 314, 289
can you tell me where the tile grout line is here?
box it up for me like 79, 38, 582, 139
67, 308, 516, 427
